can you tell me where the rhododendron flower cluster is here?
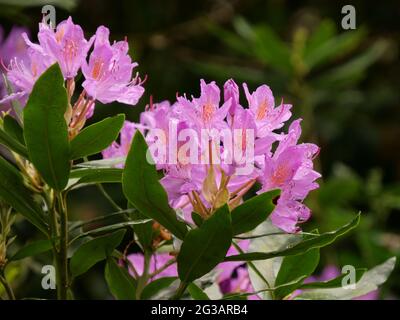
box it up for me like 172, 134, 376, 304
104, 79, 321, 233
0, 17, 144, 136
0, 15, 394, 302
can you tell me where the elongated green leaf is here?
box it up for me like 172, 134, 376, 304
2, 74, 23, 121
69, 168, 122, 185
191, 212, 203, 227
225, 213, 360, 262
10, 239, 53, 261
0, 127, 28, 158
70, 229, 126, 277
129, 208, 154, 250
300, 268, 366, 290
274, 248, 320, 299
296, 257, 396, 300
141, 277, 178, 300
178, 204, 232, 283
122, 131, 187, 240
76, 157, 126, 168
0, 156, 48, 235
105, 257, 136, 300
305, 20, 336, 57
71, 220, 151, 243
3, 115, 24, 146
69, 209, 135, 232
70, 114, 125, 160
231, 190, 279, 235
188, 283, 210, 300
304, 28, 367, 69
251, 23, 292, 74
228, 17, 292, 74
312, 39, 388, 88
23, 63, 70, 190
207, 23, 251, 56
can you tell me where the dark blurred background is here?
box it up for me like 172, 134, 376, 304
0, 0, 399, 299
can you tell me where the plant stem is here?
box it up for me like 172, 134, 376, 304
96, 183, 122, 212
56, 192, 69, 300
171, 281, 188, 300
43, 189, 63, 300
0, 268, 15, 300
148, 257, 177, 279
135, 250, 152, 299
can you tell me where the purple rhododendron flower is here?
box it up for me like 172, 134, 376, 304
176, 79, 231, 131
0, 26, 29, 66
0, 26, 29, 106
243, 83, 292, 137
3, 46, 54, 105
82, 26, 144, 105
36, 17, 95, 79
223, 78, 240, 117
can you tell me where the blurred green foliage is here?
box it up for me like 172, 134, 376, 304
0, 0, 399, 299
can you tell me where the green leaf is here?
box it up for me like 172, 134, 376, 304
274, 248, 320, 299
71, 220, 151, 243
23, 63, 70, 190
305, 20, 336, 56
68, 209, 135, 232
129, 209, 154, 250
225, 213, 360, 262
207, 22, 251, 57
312, 39, 389, 88
76, 157, 126, 168
141, 277, 178, 300
122, 131, 188, 240
70, 229, 126, 277
0, 127, 28, 158
296, 257, 396, 300
188, 283, 210, 300
299, 268, 366, 290
3, 115, 24, 146
191, 212, 203, 227
0, 155, 48, 235
304, 28, 367, 69
231, 189, 279, 235
69, 168, 123, 185
252, 24, 292, 74
105, 257, 136, 300
177, 204, 232, 283
10, 239, 53, 261
70, 114, 125, 160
